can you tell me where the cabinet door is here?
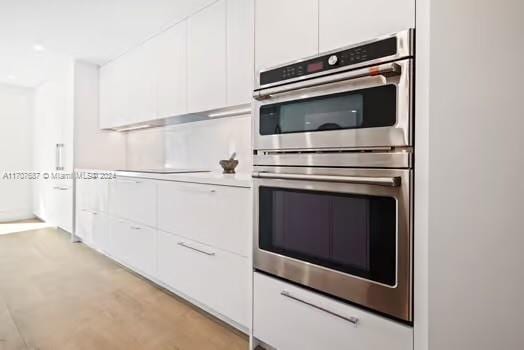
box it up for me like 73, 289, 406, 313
107, 217, 156, 277
126, 222, 156, 277
226, 0, 254, 105
76, 209, 94, 245
254, 0, 318, 72
99, 61, 127, 129
155, 20, 188, 119
109, 177, 156, 227
91, 212, 108, 252
157, 181, 251, 257
77, 209, 107, 251
188, 0, 227, 112
254, 273, 413, 350
125, 42, 157, 124
318, 0, 415, 52
99, 63, 114, 129
157, 231, 249, 327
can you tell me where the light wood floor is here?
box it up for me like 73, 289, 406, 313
0, 226, 248, 350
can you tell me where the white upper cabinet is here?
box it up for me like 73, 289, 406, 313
318, 0, 415, 52
227, 0, 254, 105
254, 0, 318, 72
188, 0, 227, 112
99, 0, 254, 129
125, 41, 157, 125
99, 54, 135, 129
99, 61, 118, 129
154, 20, 188, 119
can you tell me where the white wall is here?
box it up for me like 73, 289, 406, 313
420, 0, 524, 349
73, 61, 126, 170
0, 84, 34, 222
126, 115, 252, 173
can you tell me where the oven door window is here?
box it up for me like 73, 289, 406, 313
259, 187, 397, 286
259, 85, 396, 136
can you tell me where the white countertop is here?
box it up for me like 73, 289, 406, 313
75, 169, 252, 188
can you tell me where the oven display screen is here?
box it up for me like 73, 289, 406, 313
307, 61, 324, 73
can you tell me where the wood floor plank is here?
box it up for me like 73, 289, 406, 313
0, 296, 27, 350
0, 226, 248, 350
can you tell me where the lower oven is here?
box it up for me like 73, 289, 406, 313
253, 166, 412, 322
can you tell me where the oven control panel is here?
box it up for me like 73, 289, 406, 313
259, 37, 398, 87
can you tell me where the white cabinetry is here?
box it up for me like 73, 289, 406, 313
75, 174, 110, 250
188, 0, 227, 112
99, 0, 253, 129
254, 0, 318, 71
99, 59, 129, 129
157, 181, 251, 257
125, 41, 157, 125
109, 177, 156, 227
157, 231, 249, 326
77, 210, 108, 250
109, 218, 156, 277
254, 273, 413, 350
75, 175, 251, 331
154, 21, 188, 119
227, 0, 254, 105
254, 0, 415, 71
33, 64, 74, 232
318, 0, 415, 52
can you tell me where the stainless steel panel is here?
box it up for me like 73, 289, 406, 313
253, 171, 401, 187
253, 59, 413, 151
254, 62, 401, 100
253, 148, 412, 168
255, 29, 413, 90
252, 166, 412, 322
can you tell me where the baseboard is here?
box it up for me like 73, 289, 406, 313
0, 209, 35, 223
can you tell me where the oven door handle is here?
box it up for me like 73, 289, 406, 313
254, 62, 401, 100
252, 172, 401, 187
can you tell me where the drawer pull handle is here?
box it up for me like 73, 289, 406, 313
177, 242, 215, 256
280, 291, 359, 326
116, 179, 142, 184
130, 226, 142, 230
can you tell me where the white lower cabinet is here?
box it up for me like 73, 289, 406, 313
76, 209, 95, 246
254, 273, 413, 350
109, 177, 156, 227
76, 175, 251, 331
76, 209, 108, 250
157, 181, 251, 257
91, 212, 109, 252
157, 230, 249, 327
108, 217, 156, 277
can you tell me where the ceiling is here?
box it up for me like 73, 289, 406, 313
0, 0, 214, 87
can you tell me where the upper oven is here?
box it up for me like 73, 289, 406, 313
253, 30, 414, 153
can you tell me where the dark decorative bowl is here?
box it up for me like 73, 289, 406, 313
219, 159, 239, 174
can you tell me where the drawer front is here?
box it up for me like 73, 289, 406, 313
76, 178, 109, 212
92, 180, 109, 212
108, 217, 156, 277
77, 209, 107, 251
76, 209, 94, 245
157, 230, 249, 327
254, 273, 413, 350
92, 212, 109, 253
157, 181, 251, 256
109, 177, 156, 227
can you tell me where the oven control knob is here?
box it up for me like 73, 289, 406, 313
328, 55, 339, 66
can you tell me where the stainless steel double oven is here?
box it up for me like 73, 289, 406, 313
252, 30, 414, 322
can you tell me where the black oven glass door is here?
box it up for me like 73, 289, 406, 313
259, 85, 396, 136
259, 186, 397, 286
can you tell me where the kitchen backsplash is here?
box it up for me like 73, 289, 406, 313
126, 114, 252, 173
